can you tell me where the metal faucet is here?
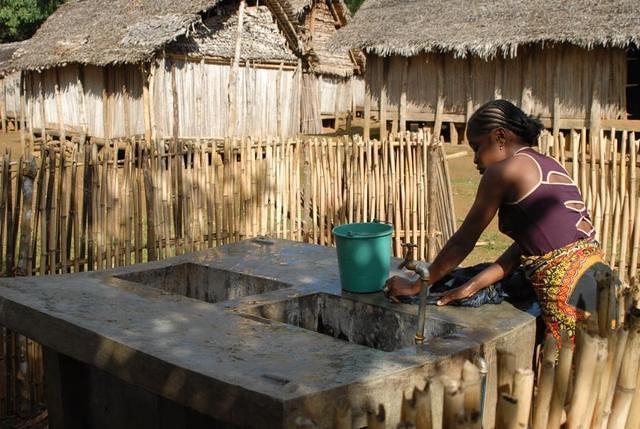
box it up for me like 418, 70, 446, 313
399, 243, 431, 345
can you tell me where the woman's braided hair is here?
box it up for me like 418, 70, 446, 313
467, 100, 544, 146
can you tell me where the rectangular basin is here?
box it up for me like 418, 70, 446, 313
116, 263, 290, 303
242, 293, 461, 352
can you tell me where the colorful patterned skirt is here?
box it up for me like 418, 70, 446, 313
521, 239, 611, 342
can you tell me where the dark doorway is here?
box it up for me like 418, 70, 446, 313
627, 47, 640, 119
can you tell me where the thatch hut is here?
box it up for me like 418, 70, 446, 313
9, 0, 360, 141
0, 41, 26, 132
332, 0, 640, 141
281, 0, 364, 133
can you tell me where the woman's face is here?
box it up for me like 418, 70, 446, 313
468, 128, 509, 174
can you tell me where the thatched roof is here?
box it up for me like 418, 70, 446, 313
10, 0, 357, 77
303, 1, 358, 76
10, 0, 222, 70
170, 6, 297, 62
331, 0, 640, 59
0, 41, 28, 76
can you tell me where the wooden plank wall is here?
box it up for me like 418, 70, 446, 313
319, 75, 365, 115
152, 57, 300, 139
25, 64, 145, 139
1, 72, 21, 119
24, 58, 303, 140
365, 46, 628, 136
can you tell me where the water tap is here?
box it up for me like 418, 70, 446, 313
399, 243, 430, 280
398, 243, 431, 345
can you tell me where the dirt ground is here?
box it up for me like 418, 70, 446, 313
0, 130, 24, 158
444, 145, 509, 266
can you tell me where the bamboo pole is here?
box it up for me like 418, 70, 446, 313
512, 369, 534, 429
401, 389, 418, 425
582, 336, 609, 429
496, 394, 518, 429
443, 379, 464, 429
462, 360, 482, 426
547, 331, 574, 429
415, 383, 432, 429
532, 335, 557, 429
608, 310, 640, 428
624, 366, 640, 429
566, 328, 603, 428
333, 402, 351, 429
367, 404, 386, 429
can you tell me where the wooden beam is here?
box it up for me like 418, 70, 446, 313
141, 65, 151, 144
399, 57, 408, 134
123, 70, 131, 138
494, 56, 502, 99
464, 58, 474, 144
227, 0, 246, 138
171, 60, 180, 145
54, 68, 66, 143
552, 48, 561, 139
363, 74, 371, 140
1, 78, 6, 133
166, 53, 297, 70
590, 50, 603, 136
38, 72, 46, 142
19, 71, 26, 153
77, 65, 88, 136
101, 67, 109, 139
277, 61, 283, 136
520, 50, 533, 115
379, 57, 388, 140
434, 54, 445, 140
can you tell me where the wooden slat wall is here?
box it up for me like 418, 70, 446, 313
318, 75, 364, 115
1, 72, 21, 118
366, 46, 628, 127
24, 59, 303, 140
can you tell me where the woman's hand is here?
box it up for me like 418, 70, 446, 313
383, 276, 420, 302
436, 282, 479, 306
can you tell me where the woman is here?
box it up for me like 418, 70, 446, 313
386, 99, 615, 342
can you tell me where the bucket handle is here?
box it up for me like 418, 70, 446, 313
371, 218, 392, 225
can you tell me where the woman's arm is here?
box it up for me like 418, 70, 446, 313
386, 164, 512, 297
436, 243, 521, 305
427, 164, 510, 285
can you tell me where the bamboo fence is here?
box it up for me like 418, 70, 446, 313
538, 128, 640, 296
0, 131, 455, 419
312, 308, 640, 429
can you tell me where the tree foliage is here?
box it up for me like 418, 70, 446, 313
0, 0, 65, 43
344, 0, 364, 15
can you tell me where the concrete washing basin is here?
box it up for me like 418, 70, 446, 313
0, 239, 536, 428
241, 293, 462, 353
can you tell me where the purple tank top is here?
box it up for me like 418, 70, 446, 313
498, 147, 594, 256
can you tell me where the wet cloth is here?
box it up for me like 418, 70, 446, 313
389, 263, 535, 307
521, 238, 614, 342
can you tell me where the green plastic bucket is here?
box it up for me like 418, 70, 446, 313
332, 222, 393, 293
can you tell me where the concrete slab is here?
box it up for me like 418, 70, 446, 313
0, 239, 536, 428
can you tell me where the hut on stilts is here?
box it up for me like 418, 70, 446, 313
7, 0, 361, 142
0, 41, 26, 133
331, 0, 640, 142
277, 0, 364, 133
